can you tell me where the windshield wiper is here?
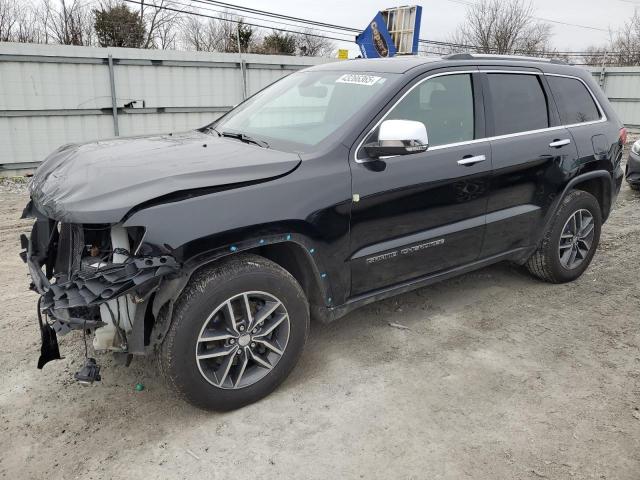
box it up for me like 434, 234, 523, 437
221, 131, 269, 148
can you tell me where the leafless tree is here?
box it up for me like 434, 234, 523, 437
0, 0, 20, 41
155, 13, 180, 49
296, 28, 334, 57
449, 0, 551, 55
216, 11, 243, 52
581, 46, 614, 66
138, 0, 184, 49
181, 16, 225, 52
39, 0, 94, 46
611, 11, 640, 66
13, 4, 43, 43
583, 13, 640, 66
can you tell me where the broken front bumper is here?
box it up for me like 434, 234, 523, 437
21, 203, 180, 366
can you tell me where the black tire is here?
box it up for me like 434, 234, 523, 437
629, 183, 640, 191
158, 254, 309, 411
526, 190, 602, 283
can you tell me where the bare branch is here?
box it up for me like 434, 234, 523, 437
40, 0, 94, 46
448, 0, 551, 55
296, 28, 334, 57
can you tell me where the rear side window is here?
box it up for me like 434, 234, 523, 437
547, 76, 601, 125
486, 73, 549, 136
385, 73, 475, 147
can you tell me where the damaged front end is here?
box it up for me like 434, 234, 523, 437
20, 201, 180, 378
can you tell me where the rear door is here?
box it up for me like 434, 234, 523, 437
480, 70, 580, 258
545, 73, 610, 166
349, 70, 492, 296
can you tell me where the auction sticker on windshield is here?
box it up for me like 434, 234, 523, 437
336, 74, 382, 85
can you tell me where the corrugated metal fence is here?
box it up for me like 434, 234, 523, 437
0, 42, 334, 174
2, 44, 638, 175
588, 66, 640, 130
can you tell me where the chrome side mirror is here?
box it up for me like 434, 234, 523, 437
364, 119, 429, 159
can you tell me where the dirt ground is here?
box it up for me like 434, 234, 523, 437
1, 162, 639, 480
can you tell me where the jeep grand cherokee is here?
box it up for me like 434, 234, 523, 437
21, 54, 625, 410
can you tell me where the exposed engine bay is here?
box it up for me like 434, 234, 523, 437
21, 200, 180, 382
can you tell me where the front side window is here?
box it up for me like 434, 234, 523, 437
384, 73, 475, 147
212, 71, 399, 150
487, 73, 549, 136
547, 76, 601, 125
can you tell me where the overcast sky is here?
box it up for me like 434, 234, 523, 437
216, 0, 639, 55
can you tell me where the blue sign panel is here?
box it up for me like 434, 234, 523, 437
356, 13, 397, 58
412, 6, 422, 55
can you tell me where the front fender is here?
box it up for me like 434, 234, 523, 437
122, 159, 352, 306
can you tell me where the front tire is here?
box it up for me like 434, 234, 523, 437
526, 190, 602, 283
158, 254, 310, 411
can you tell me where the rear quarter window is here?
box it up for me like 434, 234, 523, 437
547, 75, 602, 125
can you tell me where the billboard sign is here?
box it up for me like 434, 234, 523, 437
356, 6, 422, 57
355, 12, 397, 58
381, 5, 422, 55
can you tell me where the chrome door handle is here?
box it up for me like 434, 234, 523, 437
457, 155, 486, 166
549, 139, 571, 148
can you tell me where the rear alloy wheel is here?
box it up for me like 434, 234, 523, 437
526, 190, 602, 283
158, 254, 309, 411
557, 209, 595, 270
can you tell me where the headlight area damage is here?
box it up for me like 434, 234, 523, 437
20, 201, 180, 384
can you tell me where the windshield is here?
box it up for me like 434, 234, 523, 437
209, 70, 399, 150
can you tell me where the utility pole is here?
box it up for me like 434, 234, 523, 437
599, 50, 608, 89
237, 24, 247, 100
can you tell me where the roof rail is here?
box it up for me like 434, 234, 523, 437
443, 53, 567, 65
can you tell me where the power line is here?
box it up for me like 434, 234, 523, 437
194, 0, 360, 33
123, 0, 353, 43
188, 0, 619, 54
126, 0, 626, 59
183, 0, 356, 38
439, 0, 615, 33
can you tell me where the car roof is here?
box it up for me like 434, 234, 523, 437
308, 56, 442, 74
306, 54, 588, 77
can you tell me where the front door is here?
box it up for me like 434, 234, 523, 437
349, 71, 491, 296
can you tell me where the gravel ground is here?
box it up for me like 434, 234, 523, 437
1, 161, 639, 479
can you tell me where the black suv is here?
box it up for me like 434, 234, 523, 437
22, 54, 625, 410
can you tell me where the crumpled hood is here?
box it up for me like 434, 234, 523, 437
30, 131, 300, 224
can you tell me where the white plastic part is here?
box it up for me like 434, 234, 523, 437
93, 225, 137, 351
93, 304, 117, 351
378, 119, 429, 146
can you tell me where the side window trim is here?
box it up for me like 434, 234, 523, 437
354, 68, 480, 163
471, 72, 486, 141
538, 74, 563, 128
543, 73, 606, 126
353, 69, 607, 164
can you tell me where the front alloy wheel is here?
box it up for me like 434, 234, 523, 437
158, 254, 310, 411
196, 292, 290, 389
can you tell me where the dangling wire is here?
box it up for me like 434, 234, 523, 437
105, 301, 126, 347
82, 319, 88, 358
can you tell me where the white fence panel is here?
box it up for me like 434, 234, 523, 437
0, 42, 335, 173
588, 66, 640, 129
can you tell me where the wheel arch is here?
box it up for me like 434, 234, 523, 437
570, 173, 612, 221
150, 237, 332, 346
546, 171, 612, 229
